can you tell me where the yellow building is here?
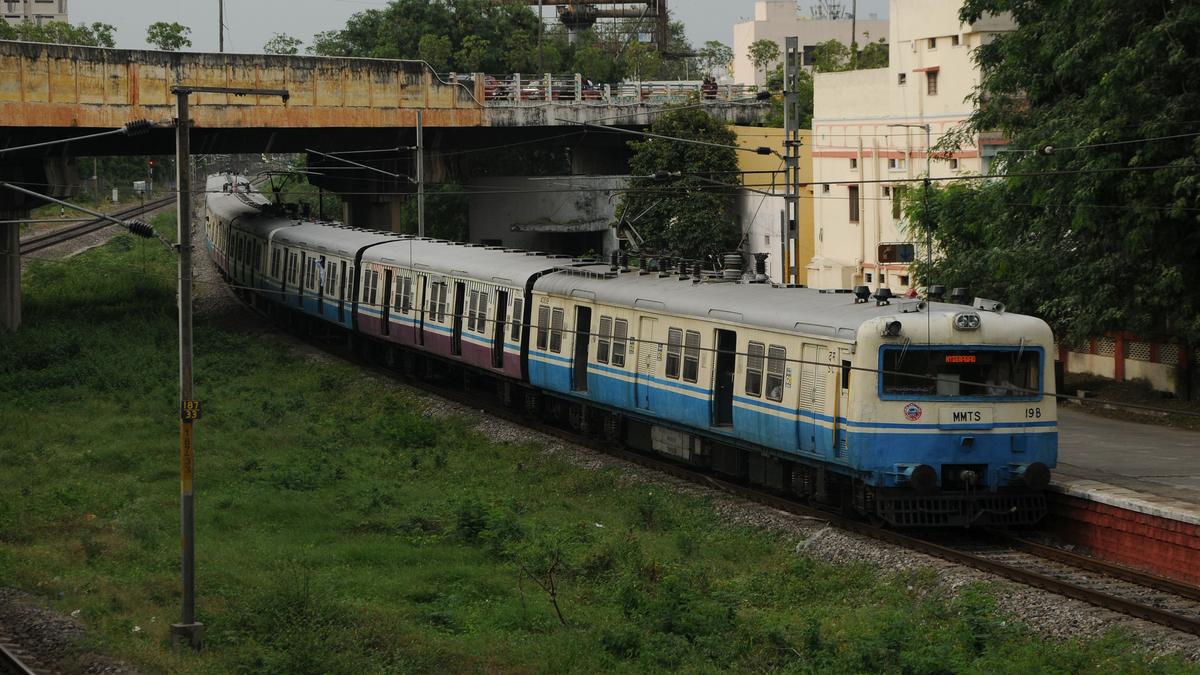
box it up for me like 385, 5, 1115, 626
732, 125, 813, 285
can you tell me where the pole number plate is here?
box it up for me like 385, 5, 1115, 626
181, 400, 202, 421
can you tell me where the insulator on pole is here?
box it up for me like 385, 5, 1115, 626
126, 219, 156, 238
123, 119, 155, 136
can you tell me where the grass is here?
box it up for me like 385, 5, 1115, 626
0, 213, 1196, 673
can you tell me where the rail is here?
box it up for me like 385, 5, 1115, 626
20, 196, 176, 255
438, 72, 761, 106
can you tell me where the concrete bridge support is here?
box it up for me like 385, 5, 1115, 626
0, 158, 80, 331
0, 218, 20, 330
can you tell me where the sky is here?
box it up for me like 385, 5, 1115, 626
71, 0, 890, 54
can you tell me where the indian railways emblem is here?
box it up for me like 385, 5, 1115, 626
903, 402, 923, 421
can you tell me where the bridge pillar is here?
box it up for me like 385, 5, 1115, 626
0, 158, 80, 331
0, 218, 20, 331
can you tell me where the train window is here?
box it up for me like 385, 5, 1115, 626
549, 308, 565, 353
477, 293, 489, 334
428, 282, 447, 322
880, 347, 1041, 398
612, 319, 628, 367
765, 346, 786, 401
842, 360, 852, 390
326, 262, 337, 295
665, 328, 683, 379
394, 276, 412, 313
682, 330, 701, 383
511, 298, 524, 341
305, 259, 318, 289
288, 253, 299, 284
468, 290, 480, 332
597, 316, 612, 364
363, 269, 380, 308
745, 342, 765, 397
536, 305, 550, 350
270, 248, 281, 277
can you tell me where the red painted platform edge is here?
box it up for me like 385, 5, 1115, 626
1043, 492, 1200, 585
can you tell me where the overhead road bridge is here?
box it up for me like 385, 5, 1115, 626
0, 41, 766, 330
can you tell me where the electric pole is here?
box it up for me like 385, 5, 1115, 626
783, 36, 802, 285
168, 84, 289, 653
218, 0, 224, 53
416, 110, 425, 237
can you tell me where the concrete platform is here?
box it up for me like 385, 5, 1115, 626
1050, 408, 1200, 582
1056, 407, 1200, 522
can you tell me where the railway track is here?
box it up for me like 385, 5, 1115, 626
20, 196, 175, 255
233, 291, 1200, 639
0, 636, 38, 675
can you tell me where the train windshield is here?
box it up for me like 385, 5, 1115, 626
880, 346, 1041, 398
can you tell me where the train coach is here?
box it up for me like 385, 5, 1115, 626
205, 175, 1057, 527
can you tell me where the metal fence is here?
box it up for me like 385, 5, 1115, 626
438, 72, 759, 106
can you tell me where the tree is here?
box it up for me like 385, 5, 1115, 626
698, 40, 733, 77
747, 39, 780, 84
617, 107, 742, 260
908, 0, 1200, 346
456, 35, 491, 73
0, 20, 116, 47
622, 41, 661, 81
146, 21, 191, 51
418, 34, 453, 70
263, 32, 302, 55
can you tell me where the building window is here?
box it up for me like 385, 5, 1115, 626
766, 346, 786, 402
882, 186, 891, 197
898, 73, 906, 85
597, 316, 611, 364
849, 158, 857, 171
745, 342, 765, 397
888, 157, 906, 171
536, 305, 550, 350
927, 71, 938, 96
900, 275, 910, 286
865, 272, 872, 283
821, 183, 830, 193
949, 158, 959, 170
549, 307, 565, 354
682, 330, 701, 383
848, 185, 860, 223
665, 328, 682, 379
928, 37, 937, 49
892, 185, 906, 219
951, 34, 960, 46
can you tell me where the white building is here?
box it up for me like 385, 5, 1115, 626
3, 0, 67, 26
806, 0, 1012, 291
732, 0, 888, 87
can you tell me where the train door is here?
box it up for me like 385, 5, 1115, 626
798, 343, 827, 453
834, 347, 851, 459
451, 282, 465, 355
635, 316, 657, 410
317, 255, 326, 315
281, 247, 290, 300
572, 306, 591, 391
298, 252, 307, 307
712, 329, 736, 426
381, 269, 392, 336
417, 276, 427, 345
337, 260, 346, 323
493, 290, 509, 368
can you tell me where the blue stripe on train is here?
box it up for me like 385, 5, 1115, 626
528, 356, 1056, 488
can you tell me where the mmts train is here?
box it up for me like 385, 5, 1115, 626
205, 175, 1057, 527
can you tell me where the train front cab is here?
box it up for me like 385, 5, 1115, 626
847, 314, 1058, 527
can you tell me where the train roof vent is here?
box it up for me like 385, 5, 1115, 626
974, 297, 1005, 313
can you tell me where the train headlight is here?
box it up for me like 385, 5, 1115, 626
954, 312, 981, 331
880, 320, 902, 337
